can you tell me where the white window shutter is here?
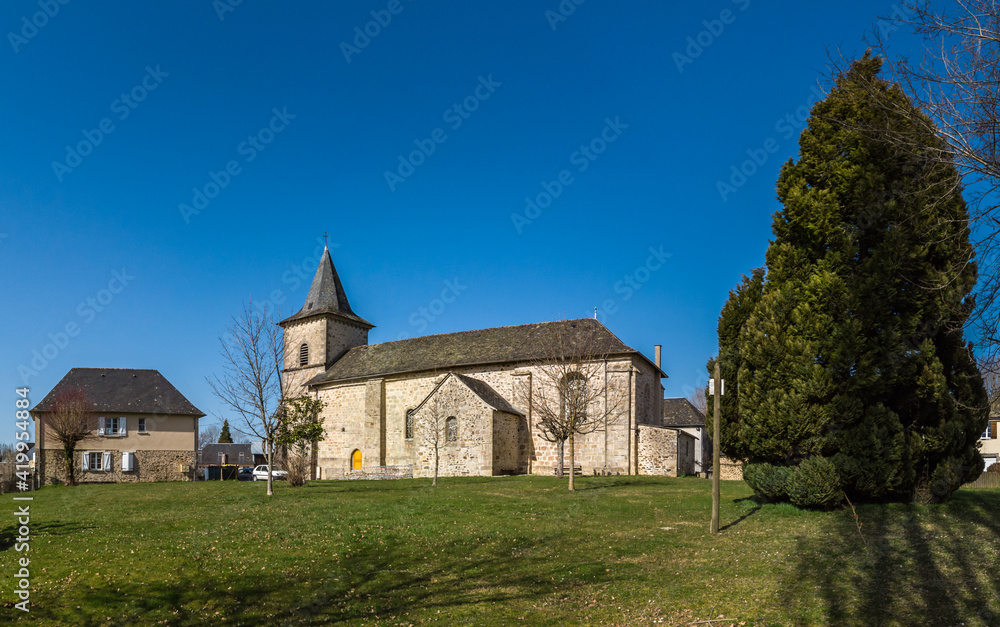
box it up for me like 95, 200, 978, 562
98, 416, 105, 436
82, 452, 89, 471
103, 452, 111, 472
122, 451, 128, 471
120, 418, 127, 436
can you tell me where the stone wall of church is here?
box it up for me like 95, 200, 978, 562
315, 382, 368, 473
384, 373, 444, 469
282, 318, 326, 372
282, 316, 370, 399
326, 318, 369, 364
492, 411, 523, 474
312, 354, 662, 478
412, 375, 493, 477
365, 378, 386, 465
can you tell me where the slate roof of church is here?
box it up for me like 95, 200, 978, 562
279, 246, 374, 328
308, 318, 663, 385
661, 398, 705, 427
454, 374, 524, 416
32, 368, 204, 417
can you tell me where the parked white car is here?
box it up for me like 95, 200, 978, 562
252, 465, 287, 481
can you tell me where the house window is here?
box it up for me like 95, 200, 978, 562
984, 426, 993, 440
83, 451, 111, 472
446, 416, 458, 443
299, 343, 309, 366
405, 411, 414, 440
138, 418, 146, 433
106, 417, 120, 436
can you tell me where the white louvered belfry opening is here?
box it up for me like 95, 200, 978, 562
299, 343, 309, 366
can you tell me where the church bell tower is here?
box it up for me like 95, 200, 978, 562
278, 246, 374, 396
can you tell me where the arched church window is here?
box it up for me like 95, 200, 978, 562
299, 343, 309, 366
446, 416, 458, 442
405, 410, 414, 440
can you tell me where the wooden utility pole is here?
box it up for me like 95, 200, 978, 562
710, 362, 721, 535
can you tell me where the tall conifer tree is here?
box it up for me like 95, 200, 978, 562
218, 419, 234, 444
729, 54, 988, 504
706, 267, 764, 462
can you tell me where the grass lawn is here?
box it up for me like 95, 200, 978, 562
1, 476, 998, 626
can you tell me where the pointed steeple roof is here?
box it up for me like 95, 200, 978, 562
279, 247, 374, 328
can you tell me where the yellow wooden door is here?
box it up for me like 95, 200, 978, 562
351, 450, 362, 470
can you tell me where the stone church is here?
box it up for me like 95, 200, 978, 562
281, 246, 695, 479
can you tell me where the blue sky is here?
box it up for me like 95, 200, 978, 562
2, 1, 927, 440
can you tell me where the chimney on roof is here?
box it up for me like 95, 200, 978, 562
654, 345, 662, 369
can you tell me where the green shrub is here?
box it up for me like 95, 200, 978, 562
787, 457, 842, 509
743, 462, 791, 502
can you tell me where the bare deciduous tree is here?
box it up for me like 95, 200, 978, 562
416, 396, 450, 487
0, 444, 20, 494
521, 325, 629, 491
197, 424, 221, 450
46, 386, 97, 486
207, 300, 284, 496
687, 388, 709, 418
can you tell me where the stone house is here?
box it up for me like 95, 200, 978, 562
662, 398, 710, 475
282, 246, 694, 479
31, 368, 203, 484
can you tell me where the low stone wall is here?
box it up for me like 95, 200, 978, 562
322, 466, 413, 480
39, 449, 195, 485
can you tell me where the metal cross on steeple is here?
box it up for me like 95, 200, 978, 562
322, 231, 329, 247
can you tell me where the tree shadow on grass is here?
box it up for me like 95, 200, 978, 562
303, 476, 504, 494
720, 497, 761, 531
31, 530, 602, 626
0, 520, 96, 551
778, 489, 1000, 626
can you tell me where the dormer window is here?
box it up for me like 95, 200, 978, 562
299, 343, 309, 366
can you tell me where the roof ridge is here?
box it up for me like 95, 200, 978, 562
363, 318, 604, 349
70, 367, 161, 372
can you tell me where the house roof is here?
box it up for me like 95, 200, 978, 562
662, 397, 705, 427
279, 246, 373, 328
31, 368, 204, 417
308, 318, 662, 385
200, 443, 253, 465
